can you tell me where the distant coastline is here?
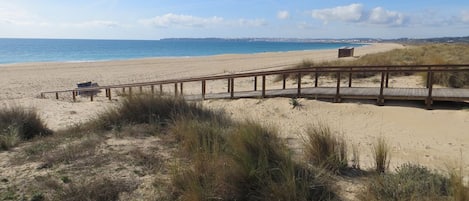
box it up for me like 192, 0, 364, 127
0, 38, 365, 65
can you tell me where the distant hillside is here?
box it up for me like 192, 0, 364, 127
383, 36, 469, 44
160, 36, 469, 44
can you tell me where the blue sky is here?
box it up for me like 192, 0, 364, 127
0, 0, 468, 39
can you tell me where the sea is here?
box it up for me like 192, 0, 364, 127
0, 38, 364, 64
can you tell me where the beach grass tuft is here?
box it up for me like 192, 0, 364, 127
170, 117, 337, 201
360, 163, 452, 201
372, 137, 390, 174
303, 123, 348, 174
0, 106, 52, 150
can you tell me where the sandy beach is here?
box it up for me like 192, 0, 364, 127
1, 42, 468, 176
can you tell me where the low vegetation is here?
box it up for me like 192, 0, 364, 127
372, 137, 391, 174
1, 95, 468, 200
303, 124, 348, 174
0, 106, 51, 150
361, 163, 452, 201
278, 43, 469, 88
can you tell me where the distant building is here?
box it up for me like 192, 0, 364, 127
338, 47, 354, 58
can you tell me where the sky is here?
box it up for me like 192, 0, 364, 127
0, 0, 468, 40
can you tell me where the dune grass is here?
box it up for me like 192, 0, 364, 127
360, 163, 452, 201
91, 94, 216, 131
170, 118, 337, 201
277, 43, 469, 87
372, 137, 390, 174
0, 106, 52, 150
3, 95, 468, 200
303, 124, 348, 174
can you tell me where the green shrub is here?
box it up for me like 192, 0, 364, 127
0, 106, 51, 150
361, 163, 451, 201
303, 124, 348, 174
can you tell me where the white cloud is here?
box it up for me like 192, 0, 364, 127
312, 4, 406, 26
369, 7, 405, 25
312, 3, 363, 24
462, 11, 469, 23
277, 10, 290, 20
139, 13, 223, 28
140, 13, 266, 28
237, 18, 267, 27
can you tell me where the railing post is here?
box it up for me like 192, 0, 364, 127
90, 92, 94, 102
378, 72, 385, 106
254, 76, 257, 91
174, 83, 178, 96
139, 86, 143, 93
108, 89, 112, 100
348, 67, 352, 87
385, 68, 390, 88
426, 67, 434, 109
41, 93, 44, 99
129, 87, 132, 96
262, 75, 266, 98
160, 84, 163, 95
314, 68, 319, 87
202, 80, 206, 100
180, 82, 184, 95
122, 87, 125, 94
227, 79, 231, 93
282, 74, 286, 89
335, 72, 341, 103
297, 73, 301, 97
151, 85, 154, 94
230, 78, 234, 99
55, 92, 59, 100
72, 91, 76, 102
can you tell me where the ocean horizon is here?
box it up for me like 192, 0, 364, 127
0, 38, 364, 65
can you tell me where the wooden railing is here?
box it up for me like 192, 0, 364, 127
41, 64, 469, 108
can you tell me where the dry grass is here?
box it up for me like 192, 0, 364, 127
3, 95, 468, 200
360, 163, 452, 201
0, 106, 52, 150
372, 137, 390, 174
303, 124, 348, 174
448, 162, 469, 201
277, 43, 469, 87
91, 94, 215, 131
42, 176, 137, 201
170, 119, 337, 201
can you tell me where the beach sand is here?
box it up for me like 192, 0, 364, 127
1, 42, 468, 177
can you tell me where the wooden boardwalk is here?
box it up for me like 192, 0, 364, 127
41, 64, 469, 109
